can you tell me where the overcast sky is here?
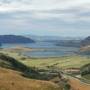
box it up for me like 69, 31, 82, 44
0, 0, 90, 37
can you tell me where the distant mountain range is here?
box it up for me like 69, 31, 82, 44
26, 35, 83, 41
0, 34, 90, 49
0, 35, 83, 47
26, 35, 83, 47
0, 35, 35, 44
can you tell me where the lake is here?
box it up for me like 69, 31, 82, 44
1, 41, 79, 58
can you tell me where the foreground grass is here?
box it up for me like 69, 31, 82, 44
0, 67, 62, 90
68, 76, 90, 90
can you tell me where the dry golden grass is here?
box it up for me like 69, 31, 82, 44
0, 67, 62, 90
68, 77, 90, 90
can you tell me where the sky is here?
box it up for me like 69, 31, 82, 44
0, 0, 90, 37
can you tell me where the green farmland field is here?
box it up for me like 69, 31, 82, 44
1, 50, 90, 70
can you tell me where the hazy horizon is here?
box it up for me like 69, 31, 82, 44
0, 33, 87, 37
0, 0, 90, 37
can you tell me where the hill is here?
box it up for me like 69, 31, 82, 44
0, 35, 34, 43
0, 53, 62, 90
80, 36, 90, 54
0, 53, 48, 79
80, 64, 90, 83
80, 45, 90, 54
0, 67, 61, 90
56, 40, 81, 47
81, 36, 90, 46
81, 64, 90, 76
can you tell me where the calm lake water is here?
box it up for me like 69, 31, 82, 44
1, 41, 79, 58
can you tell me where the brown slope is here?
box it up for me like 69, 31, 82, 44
0, 67, 61, 90
68, 77, 90, 90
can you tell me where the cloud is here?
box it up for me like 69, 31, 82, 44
0, 0, 90, 22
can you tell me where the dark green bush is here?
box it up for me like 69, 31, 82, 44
64, 83, 71, 90
80, 63, 90, 76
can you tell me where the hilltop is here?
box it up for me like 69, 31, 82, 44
0, 35, 34, 43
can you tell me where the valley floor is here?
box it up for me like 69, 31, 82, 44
1, 48, 90, 70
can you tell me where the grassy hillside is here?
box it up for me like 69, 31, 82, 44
0, 67, 62, 90
0, 53, 62, 80
0, 52, 63, 90
0, 49, 90, 90
0, 53, 42, 79
81, 64, 90, 75
80, 64, 90, 83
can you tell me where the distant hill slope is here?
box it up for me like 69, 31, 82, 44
56, 40, 81, 47
81, 36, 90, 46
0, 67, 61, 90
0, 35, 34, 43
80, 36, 90, 54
